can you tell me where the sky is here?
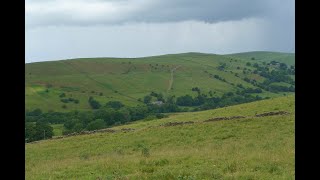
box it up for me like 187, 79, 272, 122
25, 0, 295, 63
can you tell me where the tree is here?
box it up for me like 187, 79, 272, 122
25, 123, 37, 142
237, 84, 244, 89
73, 123, 84, 132
88, 97, 101, 109
279, 63, 288, 70
27, 108, 42, 116
218, 63, 227, 70
150, 91, 157, 97
191, 87, 201, 93
143, 95, 152, 104
26, 121, 54, 141
176, 95, 194, 106
255, 88, 263, 93
64, 119, 78, 130
106, 101, 124, 110
166, 95, 176, 104
156, 93, 165, 101
86, 119, 105, 131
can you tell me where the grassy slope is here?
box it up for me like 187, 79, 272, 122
25, 52, 294, 112
26, 95, 295, 179
225, 51, 295, 66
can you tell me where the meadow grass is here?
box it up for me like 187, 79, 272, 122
51, 124, 64, 137
26, 95, 294, 179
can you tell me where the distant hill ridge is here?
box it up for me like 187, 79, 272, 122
26, 51, 295, 112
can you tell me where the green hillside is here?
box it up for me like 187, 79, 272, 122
25, 52, 295, 112
26, 95, 295, 179
226, 51, 295, 66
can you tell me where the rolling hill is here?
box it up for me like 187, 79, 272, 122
25, 95, 295, 179
226, 51, 295, 66
25, 51, 295, 112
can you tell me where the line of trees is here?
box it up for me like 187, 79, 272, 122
26, 87, 267, 142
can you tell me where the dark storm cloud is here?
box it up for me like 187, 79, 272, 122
26, 0, 280, 27
25, 0, 295, 62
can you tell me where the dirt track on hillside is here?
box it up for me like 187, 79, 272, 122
167, 65, 182, 91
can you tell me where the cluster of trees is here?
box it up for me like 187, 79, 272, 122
149, 92, 165, 102
62, 107, 134, 134
267, 61, 295, 74
27, 87, 266, 142
25, 121, 53, 142
175, 89, 263, 109
27, 85, 267, 142
243, 77, 294, 93
25, 88, 268, 142
88, 96, 101, 109
25, 101, 171, 142
213, 75, 227, 82
60, 97, 79, 104
258, 82, 295, 93
191, 87, 201, 94
149, 63, 170, 71
142, 92, 165, 104
238, 87, 263, 94
176, 94, 206, 106
242, 61, 295, 93
258, 70, 294, 85
218, 63, 227, 71
106, 101, 124, 110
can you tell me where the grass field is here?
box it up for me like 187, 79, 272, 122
51, 124, 64, 137
25, 52, 295, 112
26, 95, 294, 179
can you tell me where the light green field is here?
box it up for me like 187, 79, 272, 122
26, 95, 295, 179
25, 52, 295, 112
51, 124, 64, 137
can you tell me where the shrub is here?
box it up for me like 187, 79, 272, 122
86, 119, 105, 131
155, 113, 167, 119
88, 97, 101, 109
143, 95, 152, 104
106, 101, 124, 110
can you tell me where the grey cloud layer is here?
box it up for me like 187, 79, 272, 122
25, 0, 294, 62
26, 0, 287, 27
